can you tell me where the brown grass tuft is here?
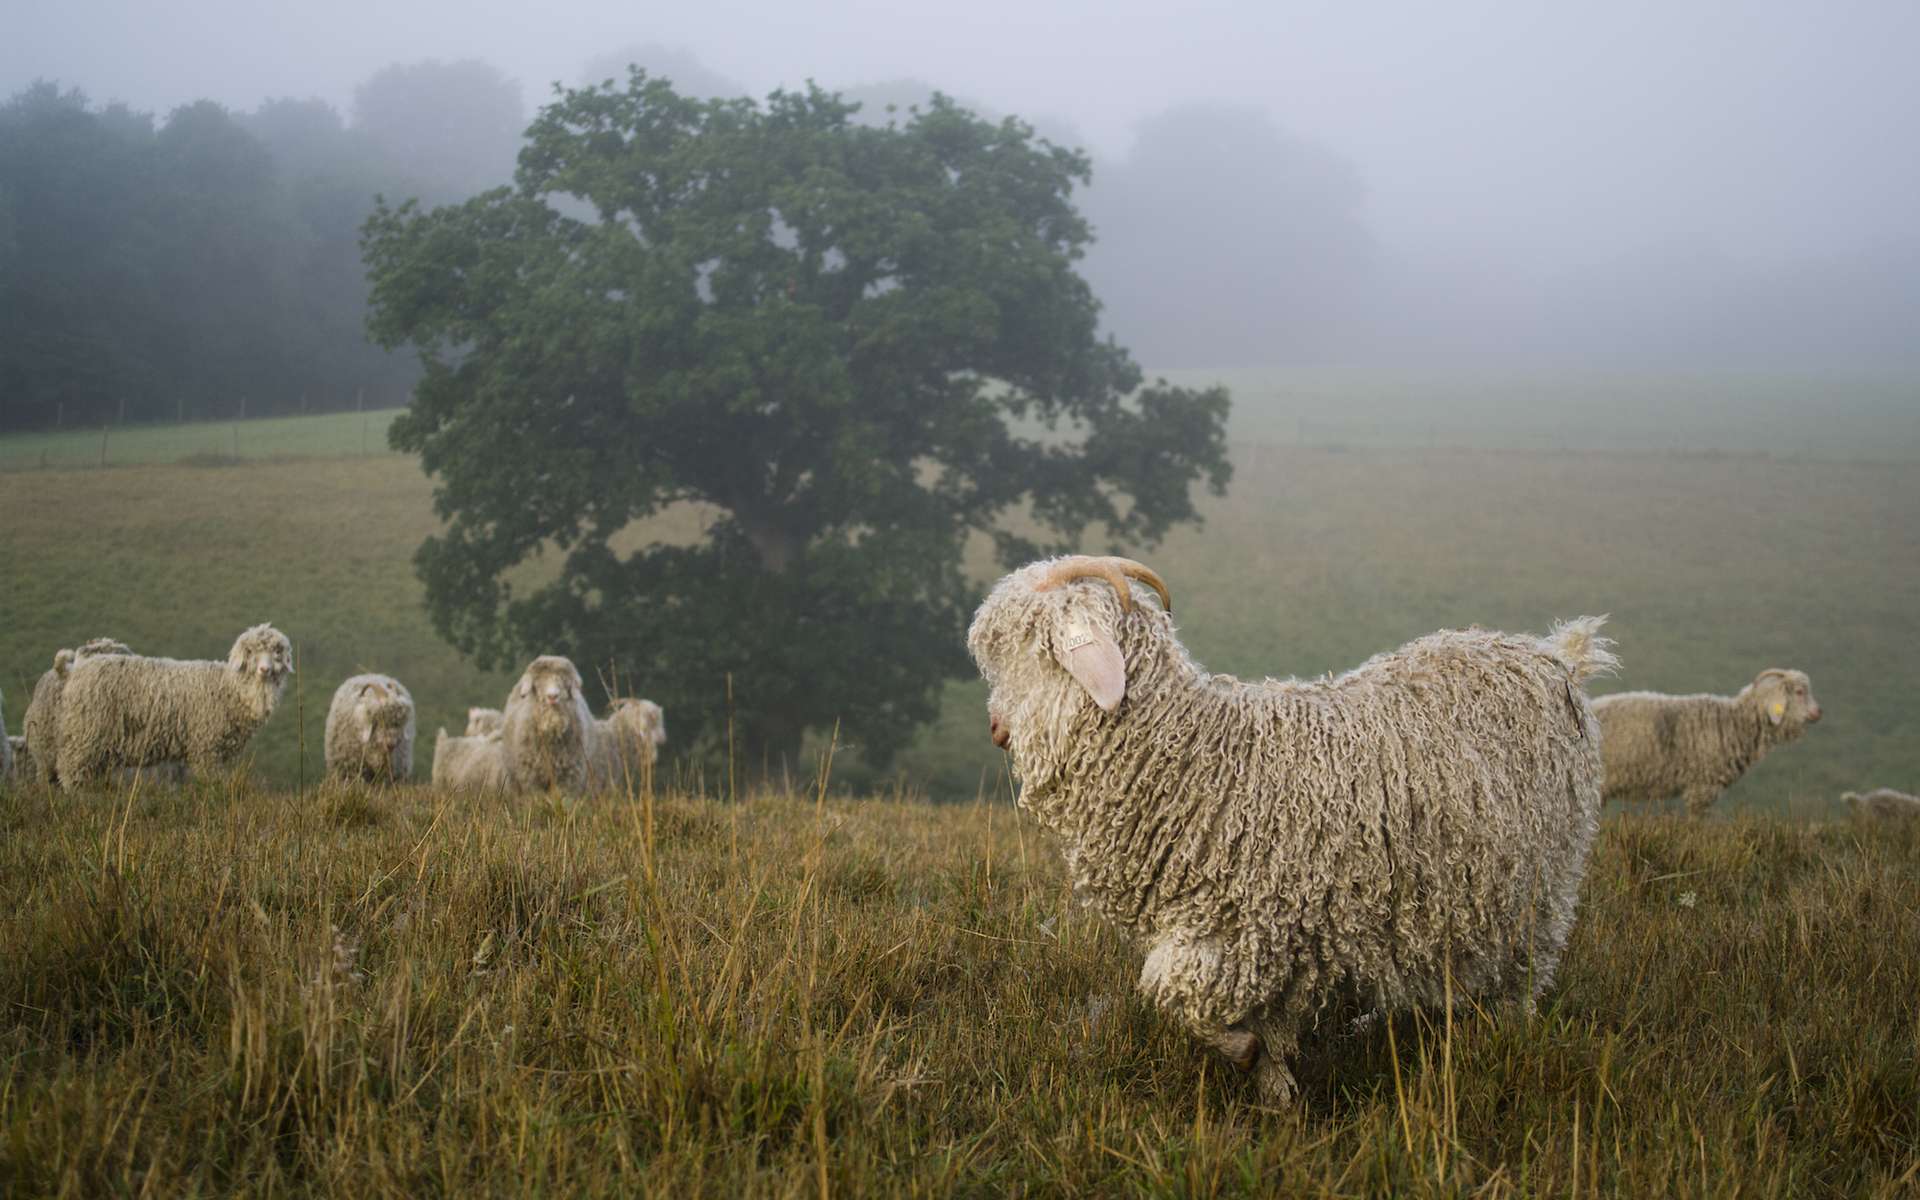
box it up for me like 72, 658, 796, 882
2, 778, 1917, 1195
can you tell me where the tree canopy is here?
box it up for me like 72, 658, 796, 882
364, 73, 1232, 770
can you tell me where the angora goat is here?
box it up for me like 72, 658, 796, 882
1843, 787, 1920, 820
324, 673, 416, 783
968, 555, 1615, 1103
432, 728, 507, 792
586, 698, 667, 791
501, 655, 592, 792
1595, 668, 1821, 814
21, 638, 134, 786
55, 625, 293, 787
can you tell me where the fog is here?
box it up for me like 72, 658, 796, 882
7, 0, 1919, 370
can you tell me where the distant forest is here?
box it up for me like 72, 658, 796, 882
0, 52, 1382, 434
5, 48, 1914, 434
0, 63, 531, 432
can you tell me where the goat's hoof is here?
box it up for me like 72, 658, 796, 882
1255, 1058, 1299, 1106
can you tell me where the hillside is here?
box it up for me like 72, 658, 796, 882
4, 388, 1917, 806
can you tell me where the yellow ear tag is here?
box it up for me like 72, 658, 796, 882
1769, 701, 1786, 719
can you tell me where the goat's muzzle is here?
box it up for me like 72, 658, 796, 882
989, 713, 1010, 749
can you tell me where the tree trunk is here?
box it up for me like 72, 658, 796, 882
737, 709, 808, 790
740, 516, 800, 575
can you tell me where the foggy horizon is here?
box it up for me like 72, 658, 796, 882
7, 0, 1919, 370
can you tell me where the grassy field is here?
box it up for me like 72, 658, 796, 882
1167, 367, 1920, 460
1, 779, 1916, 1195
7, 370, 1916, 470
11, 376, 1914, 807
3, 376, 1918, 1193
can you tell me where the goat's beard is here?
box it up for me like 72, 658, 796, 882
531, 704, 576, 742
240, 666, 289, 715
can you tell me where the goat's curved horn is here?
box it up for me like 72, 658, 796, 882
1034, 556, 1172, 614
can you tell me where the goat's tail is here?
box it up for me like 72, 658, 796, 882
1546, 616, 1619, 685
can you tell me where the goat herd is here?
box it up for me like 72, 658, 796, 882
2, 554, 1912, 1103
1, 630, 665, 795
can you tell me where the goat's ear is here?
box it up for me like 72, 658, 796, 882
1754, 672, 1787, 724
1057, 619, 1127, 712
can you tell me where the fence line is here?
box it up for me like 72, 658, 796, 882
0, 407, 408, 472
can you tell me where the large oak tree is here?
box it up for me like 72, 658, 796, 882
363, 73, 1230, 771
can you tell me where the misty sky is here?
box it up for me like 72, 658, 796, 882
9, 0, 1919, 277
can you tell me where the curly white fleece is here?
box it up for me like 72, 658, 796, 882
968, 557, 1614, 1102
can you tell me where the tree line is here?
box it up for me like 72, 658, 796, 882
0, 52, 1383, 434
0, 62, 525, 433
6, 44, 1912, 438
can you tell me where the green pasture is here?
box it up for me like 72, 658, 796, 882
3, 371, 1918, 1193
2, 372, 1916, 808
1171, 366, 1920, 459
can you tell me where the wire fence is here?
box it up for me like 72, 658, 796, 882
0, 407, 406, 472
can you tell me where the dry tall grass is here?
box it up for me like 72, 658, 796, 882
3, 769, 1916, 1196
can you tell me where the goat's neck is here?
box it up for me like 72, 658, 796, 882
1030, 643, 1232, 857
1718, 691, 1778, 771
